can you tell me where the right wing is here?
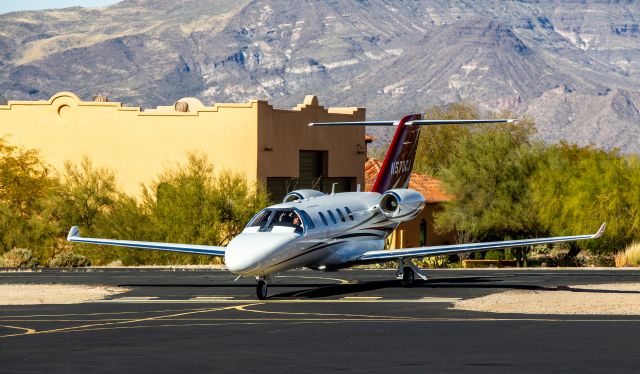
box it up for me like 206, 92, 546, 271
356, 223, 606, 263
66, 226, 226, 257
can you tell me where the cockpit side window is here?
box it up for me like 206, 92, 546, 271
271, 209, 304, 233
327, 210, 337, 224
249, 210, 272, 228
298, 210, 315, 230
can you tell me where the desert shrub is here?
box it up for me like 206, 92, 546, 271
2, 248, 36, 268
618, 242, 640, 267
615, 252, 628, 268
415, 256, 449, 269
49, 251, 91, 267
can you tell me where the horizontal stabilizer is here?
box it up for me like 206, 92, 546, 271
309, 119, 516, 127
66, 226, 226, 257
309, 120, 397, 126
406, 119, 516, 126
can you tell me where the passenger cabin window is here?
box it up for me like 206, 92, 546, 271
327, 210, 337, 224
318, 212, 328, 226
344, 207, 354, 221
336, 209, 346, 222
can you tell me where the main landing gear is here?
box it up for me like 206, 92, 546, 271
396, 258, 428, 288
256, 275, 271, 300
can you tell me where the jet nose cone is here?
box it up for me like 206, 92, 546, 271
224, 233, 296, 275
225, 240, 258, 275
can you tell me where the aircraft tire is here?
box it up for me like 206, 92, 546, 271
401, 267, 414, 288
256, 280, 268, 300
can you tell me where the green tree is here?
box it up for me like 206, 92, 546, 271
0, 139, 58, 254
51, 156, 119, 234
414, 103, 480, 176
434, 124, 543, 244
414, 103, 535, 177
531, 143, 636, 254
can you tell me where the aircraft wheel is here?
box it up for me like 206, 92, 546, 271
401, 267, 414, 288
256, 279, 268, 300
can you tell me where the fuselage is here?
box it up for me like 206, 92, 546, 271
224, 192, 400, 276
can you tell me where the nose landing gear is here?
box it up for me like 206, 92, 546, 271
256, 275, 271, 300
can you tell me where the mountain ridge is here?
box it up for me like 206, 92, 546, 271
0, 0, 638, 153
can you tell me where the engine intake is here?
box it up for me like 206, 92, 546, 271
379, 189, 425, 222
283, 189, 325, 203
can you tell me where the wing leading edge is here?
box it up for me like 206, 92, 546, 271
66, 226, 226, 257
356, 223, 606, 262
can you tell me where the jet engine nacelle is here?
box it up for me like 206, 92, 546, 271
283, 189, 326, 203
378, 189, 426, 222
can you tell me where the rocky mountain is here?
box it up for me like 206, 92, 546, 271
0, 0, 639, 153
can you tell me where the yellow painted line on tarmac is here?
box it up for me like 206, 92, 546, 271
340, 296, 382, 300
0, 324, 36, 338
192, 296, 234, 299
0, 303, 261, 339
115, 296, 158, 300
97, 297, 461, 304
233, 303, 414, 320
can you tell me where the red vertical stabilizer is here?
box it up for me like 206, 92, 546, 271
371, 113, 423, 193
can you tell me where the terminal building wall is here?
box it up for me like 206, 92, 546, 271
0, 92, 365, 199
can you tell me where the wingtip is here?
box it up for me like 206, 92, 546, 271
67, 226, 80, 241
308, 122, 316, 127
593, 222, 607, 239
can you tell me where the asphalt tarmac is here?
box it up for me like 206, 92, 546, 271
1, 268, 639, 373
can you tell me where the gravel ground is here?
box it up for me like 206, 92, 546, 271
0, 284, 129, 305
453, 283, 640, 315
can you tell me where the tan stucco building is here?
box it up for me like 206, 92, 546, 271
0, 92, 366, 200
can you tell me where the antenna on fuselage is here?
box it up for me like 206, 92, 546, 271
356, 184, 361, 192
331, 183, 339, 195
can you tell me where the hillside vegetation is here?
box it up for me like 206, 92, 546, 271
0, 142, 268, 266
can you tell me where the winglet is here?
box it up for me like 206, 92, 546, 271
592, 222, 606, 239
67, 226, 80, 241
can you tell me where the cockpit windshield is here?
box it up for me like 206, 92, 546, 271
249, 208, 304, 234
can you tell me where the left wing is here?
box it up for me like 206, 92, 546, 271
66, 226, 226, 257
356, 223, 606, 263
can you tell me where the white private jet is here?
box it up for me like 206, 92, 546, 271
67, 113, 606, 299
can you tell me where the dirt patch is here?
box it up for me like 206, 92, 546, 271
0, 284, 129, 305
453, 283, 640, 315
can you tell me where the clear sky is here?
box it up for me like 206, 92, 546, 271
0, 1, 122, 15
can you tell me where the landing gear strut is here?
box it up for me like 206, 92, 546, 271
256, 275, 271, 300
